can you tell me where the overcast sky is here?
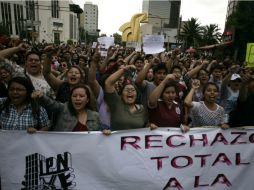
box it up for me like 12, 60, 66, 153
73, 0, 228, 36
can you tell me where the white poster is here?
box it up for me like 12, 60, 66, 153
1, 128, 254, 190
97, 37, 114, 57
143, 35, 165, 54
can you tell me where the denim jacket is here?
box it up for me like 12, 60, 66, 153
39, 95, 100, 131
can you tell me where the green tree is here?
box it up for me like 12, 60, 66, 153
226, 1, 254, 61
180, 18, 202, 48
113, 33, 122, 45
201, 24, 221, 45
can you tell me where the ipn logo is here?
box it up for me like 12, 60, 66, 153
21, 152, 76, 189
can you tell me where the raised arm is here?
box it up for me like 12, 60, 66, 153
0, 43, 28, 58
206, 60, 217, 73
43, 47, 64, 91
148, 74, 176, 108
88, 49, 101, 98
124, 51, 137, 65
31, 91, 63, 113
105, 65, 135, 93
184, 79, 200, 108
99, 46, 118, 73
135, 57, 160, 87
186, 60, 207, 78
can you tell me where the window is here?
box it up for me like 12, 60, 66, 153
51, 0, 59, 18
54, 32, 60, 43
74, 15, 76, 39
1, 2, 12, 35
14, 4, 24, 35
70, 14, 73, 39
26, 0, 35, 21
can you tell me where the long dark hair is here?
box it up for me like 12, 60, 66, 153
0, 76, 40, 118
67, 84, 94, 115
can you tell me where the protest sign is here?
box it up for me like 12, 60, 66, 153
92, 42, 97, 48
245, 43, 254, 68
1, 128, 254, 190
143, 35, 165, 54
97, 37, 114, 57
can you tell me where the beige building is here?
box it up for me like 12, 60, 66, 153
0, 0, 80, 43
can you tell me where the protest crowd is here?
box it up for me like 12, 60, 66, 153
0, 37, 254, 134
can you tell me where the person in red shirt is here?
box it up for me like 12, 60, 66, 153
148, 74, 189, 132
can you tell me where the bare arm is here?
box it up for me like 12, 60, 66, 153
43, 51, 63, 91
186, 60, 206, 78
0, 43, 27, 58
222, 72, 232, 86
184, 79, 200, 108
124, 51, 136, 65
98, 47, 118, 72
135, 57, 160, 87
88, 50, 101, 98
105, 65, 135, 93
206, 60, 217, 73
148, 74, 176, 108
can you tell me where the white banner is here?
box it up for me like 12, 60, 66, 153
1, 128, 254, 190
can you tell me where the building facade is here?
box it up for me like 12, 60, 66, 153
0, 0, 79, 43
141, 0, 181, 47
83, 2, 98, 35
223, 0, 238, 42
225, 0, 238, 22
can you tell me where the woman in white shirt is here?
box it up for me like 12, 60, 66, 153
184, 80, 229, 129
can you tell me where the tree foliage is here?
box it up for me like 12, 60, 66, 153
180, 18, 222, 48
180, 17, 202, 48
113, 33, 122, 45
201, 24, 221, 46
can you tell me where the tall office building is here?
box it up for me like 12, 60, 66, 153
83, 1, 98, 35
142, 0, 180, 32
223, 0, 238, 42
141, 0, 181, 45
225, 0, 238, 22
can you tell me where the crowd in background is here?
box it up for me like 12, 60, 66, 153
0, 38, 254, 134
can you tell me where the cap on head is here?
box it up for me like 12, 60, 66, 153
230, 73, 242, 82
